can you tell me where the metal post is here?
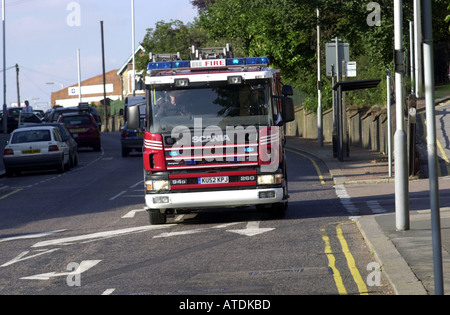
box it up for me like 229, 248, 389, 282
317, 8, 323, 147
15, 64, 19, 107
77, 49, 82, 103
131, 0, 136, 96
409, 21, 415, 95
101, 21, 108, 132
394, 0, 410, 231
335, 38, 341, 160
331, 65, 337, 158
413, 0, 423, 98
2, 0, 7, 134
387, 69, 392, 178
422, 0, 443, 295
335, 37, 340, 83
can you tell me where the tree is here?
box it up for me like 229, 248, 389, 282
136, 19, 209, 70
198, 0, 450, 111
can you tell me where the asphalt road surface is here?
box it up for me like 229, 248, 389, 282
0, 132, 393, 296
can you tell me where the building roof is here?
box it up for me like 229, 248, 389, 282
117, 45, 146, 76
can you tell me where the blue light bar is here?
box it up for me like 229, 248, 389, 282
226, 58, 246, 66
172, 61, 191, 69
246, 57, 270, 65
147, 57, 270, 71
148, 62, 172, 71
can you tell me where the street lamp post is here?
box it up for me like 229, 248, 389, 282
394, 0, 410, 231
2, 0, 7, 134
131, 0, 136, 97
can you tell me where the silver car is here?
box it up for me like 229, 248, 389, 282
3, 126, 70, 177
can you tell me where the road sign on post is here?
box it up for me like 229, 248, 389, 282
326, 41, 350, 77
346, 62, 357, 77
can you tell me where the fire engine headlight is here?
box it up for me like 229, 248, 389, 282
146, 180, 170, 192
175, 78, 189, 87
257, 174, 283, 185
228, 76, 243, 85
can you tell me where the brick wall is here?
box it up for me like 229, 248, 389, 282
51, 69, 122, 107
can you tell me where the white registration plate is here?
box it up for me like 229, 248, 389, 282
198, 176, 229, 184
22, 149, 41, 155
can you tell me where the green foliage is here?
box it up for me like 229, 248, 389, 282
137, 19, 210, 70
140, 0, 450, 112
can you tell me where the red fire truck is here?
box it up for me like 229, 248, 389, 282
127, 45, 295, 224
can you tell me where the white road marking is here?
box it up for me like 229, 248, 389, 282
152, 222, 241, 238
226, 221, 275, 236
21, 260, 101, 281
1, 249, 60, 268
32, 225, 175, 248
109, 191, 127, 201
0, 229, 67, 243
122, 208, 146, 218
102, 288, 115, 295
334, 184, 359, 216
367, 200, 386, 214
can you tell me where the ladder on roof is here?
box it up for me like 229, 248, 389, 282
190, 44, 234, 60
148, 44, 234, 63
149, 52, 182, 62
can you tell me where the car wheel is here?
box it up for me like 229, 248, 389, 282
94, 144, 101, 152
268, 201, 287, 219
122, 147, 129, 157
56, 158, 65, 173
148, 209, 167, 225
64, 158, 71, 171
5, 168, 14, 178
74, 151, 79, 166
69, 151, 75, 168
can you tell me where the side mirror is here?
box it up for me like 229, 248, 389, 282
282, 85, 294, 96
126, 105, 140, 130
282, 98, 295, 123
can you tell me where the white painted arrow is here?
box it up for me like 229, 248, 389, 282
153, 222, 240, 239
1, 249, 60, 268
21, 260, 101, 281
227, 221, 275, 236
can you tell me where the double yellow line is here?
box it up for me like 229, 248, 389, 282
286, 148, 326, 184
321, 222, 369, 295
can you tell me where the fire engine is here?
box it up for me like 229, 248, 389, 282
126, 45, 295, 224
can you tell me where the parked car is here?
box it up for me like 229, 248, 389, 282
33, 109, 45, 119
3, 126, 70, 177
121, 103, 145, 157
18, 112, 42, 129
0, 107, 25, 133
43, 104, 102, 128
40, 122, 78, 167
58, 112, 101, 151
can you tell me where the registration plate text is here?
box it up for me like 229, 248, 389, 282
198, 176, 229, 184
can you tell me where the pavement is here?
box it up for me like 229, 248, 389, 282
285, 136, 450, 295
1, 100, 450, 294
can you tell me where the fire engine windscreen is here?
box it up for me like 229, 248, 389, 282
149, 81, 273, 133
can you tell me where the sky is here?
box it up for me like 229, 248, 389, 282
0, 0, 198, 110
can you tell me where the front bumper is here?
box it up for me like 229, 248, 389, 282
145, 187, 284, 211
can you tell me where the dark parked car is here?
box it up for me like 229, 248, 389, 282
58, 112, 101, 151
121, 103, 145, 157
44, 104, 102, 128
40, 122, 78, 167
0, 107, 24, 133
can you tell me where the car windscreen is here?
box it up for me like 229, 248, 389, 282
61, 116, 92, 126
149, 81, 272, 133
12, 130, 51, 143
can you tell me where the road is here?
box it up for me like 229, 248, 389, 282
0, 132, 393, 296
